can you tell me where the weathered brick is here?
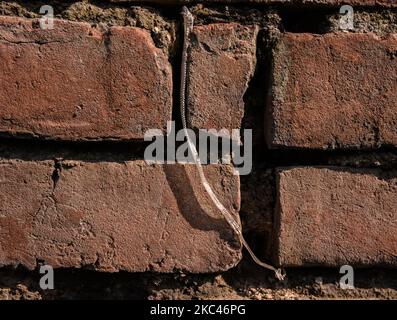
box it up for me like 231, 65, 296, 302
0, 16, 172, 141
0, 160, 241, 272
274, 167, 397, 267
267, 33, 397, 149
187, 23, 258, 134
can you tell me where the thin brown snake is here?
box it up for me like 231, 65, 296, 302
180, 6, 285, 281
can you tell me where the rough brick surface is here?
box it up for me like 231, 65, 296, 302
274, 167, 397, 267
0, 16, 172, 141
0, 160, 241, 272
267, 33, 397, 150
187, 23, 258, 134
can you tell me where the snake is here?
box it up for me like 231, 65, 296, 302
180, 6, 285, 281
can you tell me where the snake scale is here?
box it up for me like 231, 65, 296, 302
180, 6, 285, 281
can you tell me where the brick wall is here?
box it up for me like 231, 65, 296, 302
0, 0, 396, 274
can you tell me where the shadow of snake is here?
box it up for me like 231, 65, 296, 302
163, 164, 240, 248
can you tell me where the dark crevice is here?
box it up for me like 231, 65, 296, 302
1, 263, 396, 299
0, 137, 149, 162
278, 7, 336, 33
240, 17, 279, 261
170, 12, 183, 132
51, 158, 62, 191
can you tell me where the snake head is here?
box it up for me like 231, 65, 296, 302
181, 6, 194, 32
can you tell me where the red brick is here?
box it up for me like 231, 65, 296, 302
274, 167, 397, 267
0, 16, 172, 141
0, 160, 241, 272
267, 33, 397, 149
187, 23, 258, 134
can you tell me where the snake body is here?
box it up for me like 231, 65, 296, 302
180, 7, 284, 281
180, 6, 193, 130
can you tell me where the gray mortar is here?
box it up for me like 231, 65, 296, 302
328, 9, 397, 34
0, 1, 176, 54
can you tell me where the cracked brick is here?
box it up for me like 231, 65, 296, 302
0, 160, 241, 273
